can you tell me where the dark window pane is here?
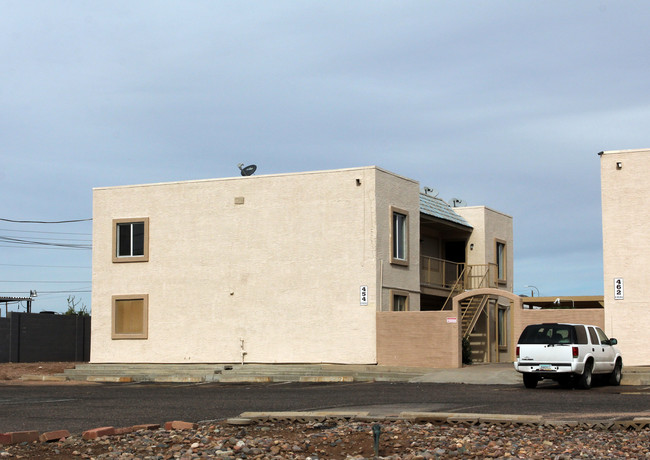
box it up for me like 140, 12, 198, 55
596, 327, 609, 343
132, 222, 144, 256
117, 224, 132, 256
518, 325, 574, 344
497, 242, 506, 280
575, 325, 588, 344
393, 212, 406, 260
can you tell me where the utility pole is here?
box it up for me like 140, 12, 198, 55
27, 290, 37, 313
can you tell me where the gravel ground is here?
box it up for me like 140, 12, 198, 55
0, 363, 77, 382
2, 419, 650, 459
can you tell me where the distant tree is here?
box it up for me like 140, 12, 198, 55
64, 295, 90, 316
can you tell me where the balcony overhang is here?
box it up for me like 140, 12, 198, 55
421, 285, 453, 297
420, 213, 473, 235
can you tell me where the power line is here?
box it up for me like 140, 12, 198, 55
0, 280, 90, 284
0, 228, 91, 236
0, 263, 90, 269
0, 218, 92, 224
0, 245, 90, 250
1, 288, 91, 294
0, 234, 91, 242
0, 236, 91, 249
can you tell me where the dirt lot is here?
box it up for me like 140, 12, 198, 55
3, 419, 650, 460
0, 362, 77, 381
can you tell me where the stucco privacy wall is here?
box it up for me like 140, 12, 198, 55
92, 167, 392, 363
374, 170, 421, 311
376, 310, 461, 368
600, 149, 650, 365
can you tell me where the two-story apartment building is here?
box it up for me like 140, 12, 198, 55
91, 166, 515, 367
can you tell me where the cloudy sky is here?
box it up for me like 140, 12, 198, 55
2, 1, 649, 313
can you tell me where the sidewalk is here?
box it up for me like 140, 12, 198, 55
31, 362, 650, 385
413, 363, 521, 384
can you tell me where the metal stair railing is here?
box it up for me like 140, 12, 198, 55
461, 294, 489, 338
460, 296, 479, 329
440, 265, 468, 310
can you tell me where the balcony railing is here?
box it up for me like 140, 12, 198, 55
420, 256, 498, 291
465, 263, 499, 290
420, 256, 463, 289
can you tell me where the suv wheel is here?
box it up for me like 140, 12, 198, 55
577, 361, 593, 389
608, 360, 622, 386
523, 374, 539, 389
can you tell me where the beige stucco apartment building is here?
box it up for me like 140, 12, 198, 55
92, 166, 521, 367
600, 149, 650, 366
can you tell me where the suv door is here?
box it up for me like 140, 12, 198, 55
587, 326, 614, 373
595, 327, 617, 372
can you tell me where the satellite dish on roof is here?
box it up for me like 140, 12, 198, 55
448, 197, 467, 207
423, 186, 439, 197
237, 163, 257, 176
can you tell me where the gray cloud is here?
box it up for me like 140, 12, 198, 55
2, 1, 649, 310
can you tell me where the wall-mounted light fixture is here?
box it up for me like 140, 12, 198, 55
616, 161, 623, 170
469, 243, 474, 250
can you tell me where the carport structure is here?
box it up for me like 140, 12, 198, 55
0, 295, 33, 317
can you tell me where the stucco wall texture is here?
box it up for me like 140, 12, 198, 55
91, 167, 420, 364
455, 207, 514, 292
376, 310, 461, 368
600, 149, 650, 366
374, 170, 421, 311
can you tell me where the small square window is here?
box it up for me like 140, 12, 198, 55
112, 295, 148, 339
390, 290, 409, 311
113, 218, 149, 263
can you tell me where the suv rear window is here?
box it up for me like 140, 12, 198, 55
518, 324, 576, 344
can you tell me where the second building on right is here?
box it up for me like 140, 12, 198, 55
600, 148, 650, 366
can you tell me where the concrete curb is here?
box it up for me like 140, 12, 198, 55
20, 374, 68, 382
229, 411, 650, 431
299, 376, 355, 383
86, 376, 134, 383
218, 376, 273, 383
35, 363, 650, 386
153, 376, 204, 383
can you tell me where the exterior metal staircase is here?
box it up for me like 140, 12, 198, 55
440, 266, 467, 310
460, 294, 489, 338
440, 264, 495, 311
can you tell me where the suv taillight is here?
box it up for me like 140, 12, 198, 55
572, 346, 579, 358
516, 346, 520, 358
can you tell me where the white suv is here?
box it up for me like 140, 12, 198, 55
514, 323, 622, 389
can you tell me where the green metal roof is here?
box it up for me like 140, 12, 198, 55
419, 193, 472, 228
